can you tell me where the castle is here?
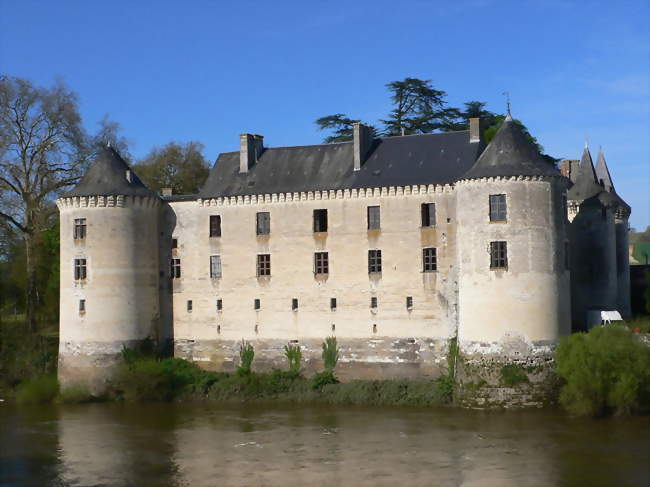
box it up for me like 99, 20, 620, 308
56, 115, 632, 391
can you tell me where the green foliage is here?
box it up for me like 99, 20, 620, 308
133, 141, 210, 195
283, 343, 302, 374
59, 384, 95, 404
15, 375, 59, 405
555, 325, 650, 416
500, 364, 529, 386
321, 336, 339, 372
238, 340, 255, 376
315, 114, 378, 143
310, 370, 339, 390
447, 336, 459, 381
624, 316, 650, 334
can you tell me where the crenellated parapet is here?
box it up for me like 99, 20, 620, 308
57, 194, 160, 210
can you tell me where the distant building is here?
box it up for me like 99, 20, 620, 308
57, 115, 631, 391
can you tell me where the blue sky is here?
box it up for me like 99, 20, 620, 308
1, 0, 649, 229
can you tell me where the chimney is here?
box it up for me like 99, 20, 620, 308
161, 188, 172, 197
469, 118, 483, 143
240, 134, 264, 173
353, 123, 374, 171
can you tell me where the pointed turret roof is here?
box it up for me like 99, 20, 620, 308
595, 148, 614, 192
461, 117, 560, 180
64, 146, 156, 198
566, 146, 603, 201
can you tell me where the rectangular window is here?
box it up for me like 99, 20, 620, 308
171, 258, 181, 278
421, 203, 436, 227
171, 238, 178, 249
254, 298, 261, 310
490, 241, 508, 269
292, 298, 299, 311
73, 218, 86, 239
314, 252, 329, 275
367, 206, 380, 230
422, 247, 437, 272
217, 298, 223, 311
370, 296, 378, 308
257, 254, 271, 276
74, 258, 87, 280
406, 296, 413, 309
489, 194, 507, 222
313, 209, 328, 232
187, 300, 192, 312
256, 212, 270, 235
368, 249, 382, 273
330, 298, 337, 310
79, 299, 86, 312
210, 215, 222, 237
210, 255, 222, 278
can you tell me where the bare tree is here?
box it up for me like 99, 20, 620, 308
0, 76, 88, 331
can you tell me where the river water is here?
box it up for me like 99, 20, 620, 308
0, 402, 648, 486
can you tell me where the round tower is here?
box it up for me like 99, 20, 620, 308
456, 116, 571, 358
57, 147, 161, 393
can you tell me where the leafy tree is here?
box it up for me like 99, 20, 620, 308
315, 114, 377, 143
630, 226, 650, 244
440, 101, 498, 132
0, 76, 88, 331
134, 141, 209, 195
381, 78, 451, 136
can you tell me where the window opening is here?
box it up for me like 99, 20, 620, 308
314, 252, 329, 274
210, 215, 222, 237
370, 296, 378, 308
292, 298, 299, 311
330, 298, 337, 310
170, 258, 181, 278
489, 194, 507, 222
187, 300, 193, 312
490, 241, 508, 269
367, 206, 381, 230
217, 298, 223, 311
210, 255, 222, 278
171, 238, 178, 249
256, 212, 270, 235
421, 203, 436, 227
422, 248, 437, 272
257, 254, 271, 276
406, 296, 413, 309
73, 218, 86, 239
254, 298, 261, 310
368, 249, 382, 273
74, 258, 87, 280
313, 209, 328, 232
79, 299, 86, 313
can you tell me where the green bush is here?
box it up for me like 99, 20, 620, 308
311, 370, 339, 390
555, 325, 650, 416
500, 364, 529, 386
284, 343, 302, 374
59, 384, 95, 404
238, 340, 254, 376
15, 375, 59, 405
322, 336, 339, 372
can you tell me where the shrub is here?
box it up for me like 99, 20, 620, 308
555, 325, 650, 416
321, 336, 339, 372
238, 340, 255, 376
284, 343, 302, 374
15, 375, 59, 405
59, 384, 95, 404
311, 370, 339, 390
111, 358, 174, 401
500, 364, 529, 386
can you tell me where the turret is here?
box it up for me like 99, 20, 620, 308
456, 115, 570, 357
57, 147, 161, 393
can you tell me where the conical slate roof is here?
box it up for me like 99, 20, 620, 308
64, 146, 156, 198
595, 149, 614, 192
566, 147, 603, 201
461, 116, 560, 180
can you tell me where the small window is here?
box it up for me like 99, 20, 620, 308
314, 252, 329, 275
74, 258, 87, 280
313, 209, 328, 232
254, 298, 261, 310
210, 215, 222, 237
370, 296, 378, 308
73, 218, 87, 239
217, 298, 223, 311
330, 298, 337, 311
489, 194, 507, 222
171, 238, 178, 249
292, 298, 299, 311
217, 325, 221, 334
367, 206, 380, 230
79, 299, 86, 313
187, 300, 193, 312
257, 254, 271, 276
423, 248, 437, 272
490, 241, 508, 269
210, 255, 222, 278
421, 203, 436, 227
372, 324, 377, 334
171, 258, 181, 278
256, 212, 270, 235
368, 249, 382, 273
331, 324, 336, 332
406, 296, 413, 310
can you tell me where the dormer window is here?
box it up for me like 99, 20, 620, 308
125, 170, 132, 183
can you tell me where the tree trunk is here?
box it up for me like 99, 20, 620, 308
24, 230, 39, 333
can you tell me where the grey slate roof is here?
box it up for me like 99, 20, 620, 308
567, 147, 603, 201
594, 149, 630, 212
461, 117, 561, 180
65, 147, 157, 198
199, 131, 483, 198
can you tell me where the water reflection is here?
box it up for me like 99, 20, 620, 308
1, 403, 648, 486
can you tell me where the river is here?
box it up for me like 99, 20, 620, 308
1, 402, 648, 486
